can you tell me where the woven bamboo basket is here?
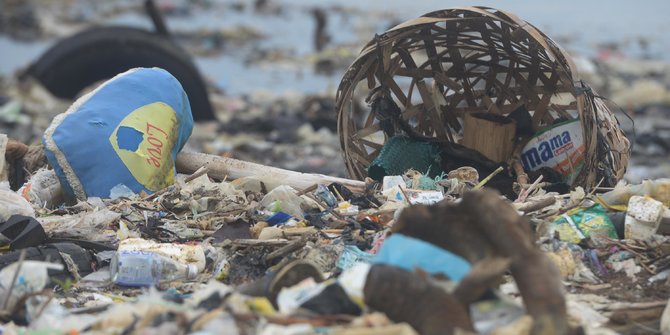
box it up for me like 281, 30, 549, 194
335, 6, 630, 189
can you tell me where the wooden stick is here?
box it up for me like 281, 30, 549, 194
32, 290, 54, 321
184, 166, 209, 183
510, 138, 530, 186
515, 175, 543, 203
0, 134, 7, 182
264, 238, 307, 262
176, 152, 365, 193
473, 166, 503, 190
2, 249, 26, 310
607, 300, 670, 311
229, 239, 291, 247
514, 196, 556, 213
322, 229, 377, 235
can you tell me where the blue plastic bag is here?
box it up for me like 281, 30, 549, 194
43, 68, 194, 200
373, 233, 471, 282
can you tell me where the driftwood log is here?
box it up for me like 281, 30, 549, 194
176, 151, 366, 193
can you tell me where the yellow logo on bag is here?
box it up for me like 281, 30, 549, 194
109, 102, 178, 192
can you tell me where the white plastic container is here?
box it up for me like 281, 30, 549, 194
624, 195, 665, 240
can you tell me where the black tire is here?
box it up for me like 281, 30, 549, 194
23, 26, 216, 121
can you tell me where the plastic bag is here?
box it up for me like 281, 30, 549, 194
38, 209, 120, 242
599, 179, 670, 209
43, 67, 194, 200
552, 204, 618, 244
0, 261, 63, 311
260, 185, 305, 219
0, 184, 35, 222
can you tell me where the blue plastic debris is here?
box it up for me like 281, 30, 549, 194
373, 233, 471, 282
337, 245, 374, 271
267, 212, 292, 226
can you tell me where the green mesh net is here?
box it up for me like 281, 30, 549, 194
368, 136, 443, 181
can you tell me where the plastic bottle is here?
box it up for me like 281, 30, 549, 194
110, 250, 198, 287
118, 238, 206, 272
17, 168, 64, 208
314, 184, 338, 208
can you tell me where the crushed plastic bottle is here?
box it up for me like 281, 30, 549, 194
110, 250, 198, 287
314, 184, 337, 208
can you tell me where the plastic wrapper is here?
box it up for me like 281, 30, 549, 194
521, 119, 585, 184
552, 204, 618, 244
39, 209, 121, 242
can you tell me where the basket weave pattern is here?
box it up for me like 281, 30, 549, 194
335, 7, 629, 188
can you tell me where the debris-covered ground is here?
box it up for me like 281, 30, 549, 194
2, 1, 670, 335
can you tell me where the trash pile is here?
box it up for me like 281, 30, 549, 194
0, 69, 669, 335
3, 5, 670, 335
7, 130, 670, 334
